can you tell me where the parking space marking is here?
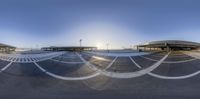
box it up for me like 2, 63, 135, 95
57, 56, 79, 59
129, 56, 142, 68
33, 53, 118, 81
50, 58, 85, 64
76, 52, 99, 71
183, 51, 200, 59
0, 62, 13, 72
139, 55, 197, 64
79, 51, 199, 80
85, 51, 150, 57
148, 71, 200, 79
99, 52, 170, 79
34, 62, 101, 80
0, 52, 65, 63
106, 56, 118, 69
1, 51, 199, 80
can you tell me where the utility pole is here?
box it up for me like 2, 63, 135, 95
79, 39, 82, 47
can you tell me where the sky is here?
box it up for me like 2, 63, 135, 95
0, 0, 200, 49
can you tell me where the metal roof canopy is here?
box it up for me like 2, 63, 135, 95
0, 43, 16, 48
137, 40, 200, 49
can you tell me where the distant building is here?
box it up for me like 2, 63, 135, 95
137, 40, 200, 51
0, 43, 16, 52
41, 46, 97, 51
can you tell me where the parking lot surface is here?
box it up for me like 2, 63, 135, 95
0, 51, 200, 99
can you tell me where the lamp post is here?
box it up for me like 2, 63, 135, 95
79, 39, 82, 47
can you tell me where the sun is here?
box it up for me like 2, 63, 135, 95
96, 42, 103, 49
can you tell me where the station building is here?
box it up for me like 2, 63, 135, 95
137, 40, 200, 51
41, 46, 97, 51
0, 43, 16, 53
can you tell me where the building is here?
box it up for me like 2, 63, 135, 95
41, 46, 97, 51
137, 40, 200, 51
0, 43, 16, 52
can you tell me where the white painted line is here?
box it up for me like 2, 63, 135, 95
104, 56, 118, 70
57, 56, 79, 59
33, 52, 118, 81
99, 52, 170, 79
78, 52, 170, 79
129, 56, 142, 68
50, 59, 85, 64
8, 57, 12, 61
45, 71, 100, 81
76, 52, 99, 71
140, 55, 197, 64
33, 62, 47, 72
183, 51, 200, 60
86, 51, 150, 57
76, 52, 115, 71
139, 55, 160, 61
148, 71, 200, 80
0, 62, 13, 72
0, 52, 65, 63
91, 56, 110, 61
34, 62, 100, 80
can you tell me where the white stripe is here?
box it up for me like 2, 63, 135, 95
57, 56, 79, 58
148, 71, 200, 79
34, 62, 100, 80
33, 53, 118, 81
50, 58, 84, 64
0, 62, 13, 72
99, 52, 170, 78
140, 55, 197, 64
105, 56, 118, 69
129, 56, 142, 68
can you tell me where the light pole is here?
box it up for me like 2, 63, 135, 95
79, 39, 82, 47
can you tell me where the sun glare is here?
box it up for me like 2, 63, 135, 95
96, 42, 103, 49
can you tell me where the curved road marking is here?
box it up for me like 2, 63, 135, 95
34, 62, 101, 80
133, 53, 200, 79
33, 55, 119, 80
85, 51, 150, 57
98, 52, 170, 78
183, 51, 200, 60
148, 71, 200, 79
129, 56, 142, 68
50, 59, 84, 64
34, 51, 200, 80
56, 56, 79, 58
77, 52, 118, 70
139, 55, 197, 64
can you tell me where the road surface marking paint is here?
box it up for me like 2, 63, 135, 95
105, 56, 118, 69
148, 71, 200, 79
139, 55, 197, 64
0, 62, 13, 72
50, 58, 84, 64
0, 52, 65, 63
98, 52, 170, 79
34, 62, 101, 80
129, 56, 142, 68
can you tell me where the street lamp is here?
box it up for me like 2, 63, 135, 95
79, 39, 82, 47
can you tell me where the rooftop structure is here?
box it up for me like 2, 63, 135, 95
137, 40, 200, 51
0, 43, 16, 52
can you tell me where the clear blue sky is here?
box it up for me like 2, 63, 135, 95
0, 0, 200, 49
